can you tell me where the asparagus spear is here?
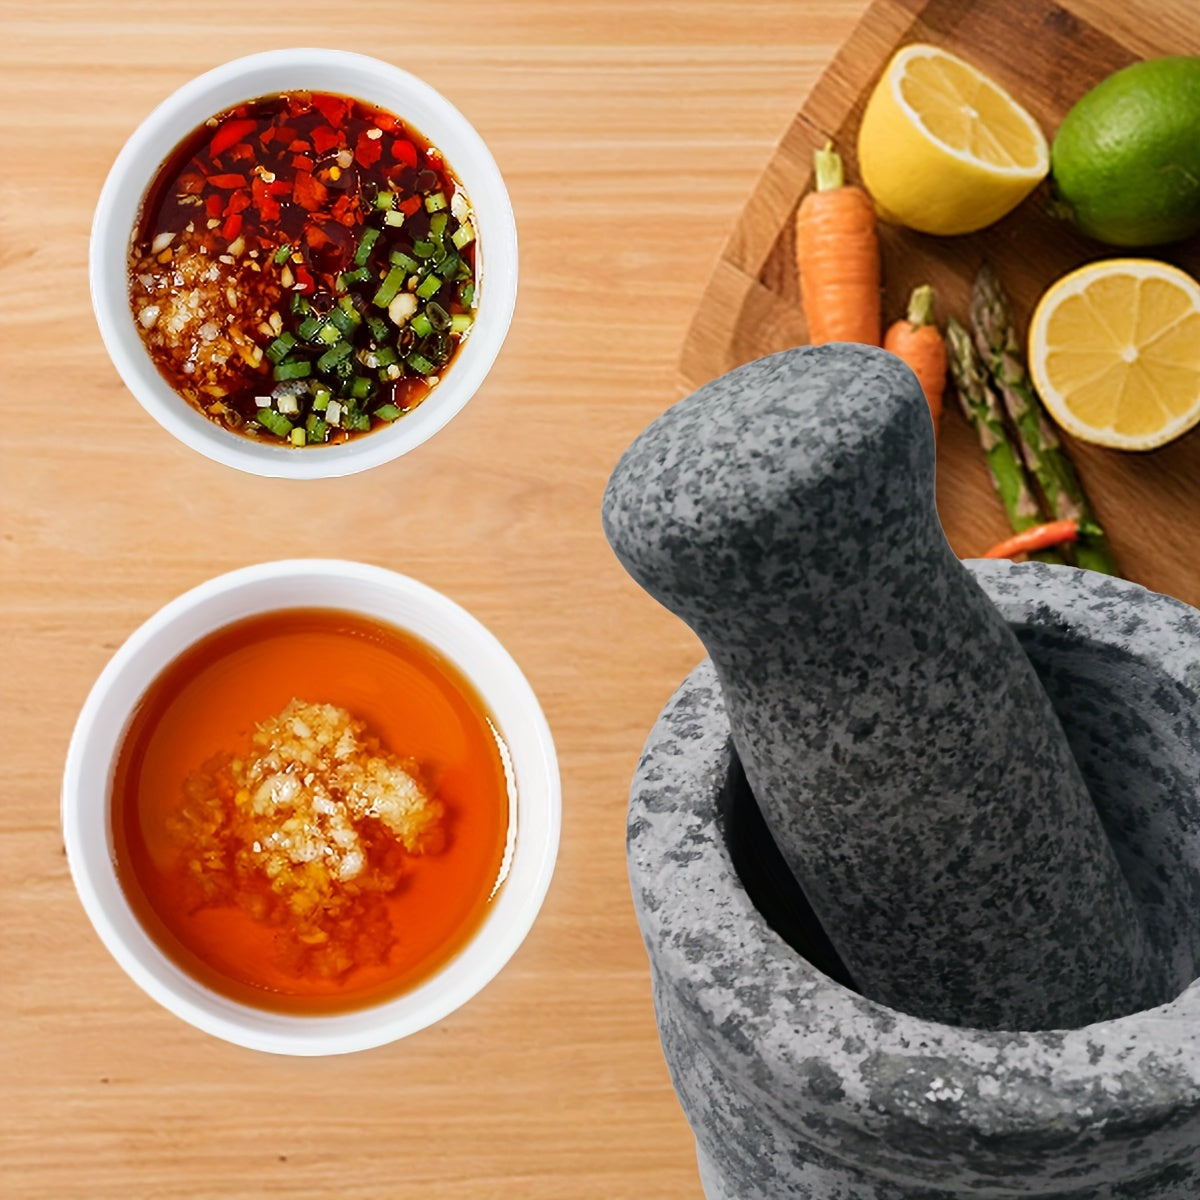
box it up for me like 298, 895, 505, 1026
945, 317, 1064, 566
970, 264, 1118, 575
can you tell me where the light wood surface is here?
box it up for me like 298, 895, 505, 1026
682, 0, 1200, 605
0, 3, 873, 1198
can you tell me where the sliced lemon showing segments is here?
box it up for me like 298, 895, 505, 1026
857, 43, 1049, 235
1028, 259, 1200, 450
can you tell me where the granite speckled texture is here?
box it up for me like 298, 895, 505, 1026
627, 562, 1200, 1197
603, 344, 1160, 1030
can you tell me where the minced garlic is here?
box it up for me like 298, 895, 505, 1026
171, 699, 443, 978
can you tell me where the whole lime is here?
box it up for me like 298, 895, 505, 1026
1051, 56, 1200, 247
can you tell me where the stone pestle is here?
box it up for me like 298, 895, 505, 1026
602, 342, 1161, 1030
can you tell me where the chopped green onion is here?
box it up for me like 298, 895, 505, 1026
384, 209, 406, 227
456, 259, 473, 280
273, 359, 312, 381
407, 351, 435, 375
353, 227, 381, 267
366, 315, 390, 343
412, 239, 436, 258
424, 192, 447, 213
273, 243, 293, 265
389, 250, 418, 273
329, 306, 357, 336
305, 413, 328, 442
337, 295, 361, 320
317, 341, 354, 373
429, 211, 449, 238
449, 312, 475, 334
339, 266, 371, 288
375, 345, 399, 367
290, 293, 311, 316
422, 334, 449, 364
331, 356, 354, 384
432, 252, 460, 278
374, 190, 394, 211
451, 223, 475, 250
459, 281, 475, 307
351, 411, 371, 431
316, 321, 341, 345
415, 273, 442, 300
374, 403, 403, 421
312, 386, 331, 412
289, 427, 307, 447
410, 311, 434, 339
265, 333, 296, 364
257, 409, 293, 438
372, 265, 407, 308
425, 301, 451, 332
297, 315, 326, 342
349, 375, 374, 400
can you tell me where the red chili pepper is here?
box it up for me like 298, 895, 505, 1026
354, 130, 383, 168
398, 194, 422, 216
268, 179, 292, 196
221, 212, 243, 241
292, 171, 329, 211
292, 154, 315, 171
208, 173, 247, 189
982, 519, 1086, 560
391, 139, 417, 168
293, 263, 315, 294
311, 125, 341, 154
373, 111, 397, 132
311, 94, 347, 124
226, 190, 251, 214
288, 139, 310, 153
205, 192, 224, 217
209, 118, 257, 158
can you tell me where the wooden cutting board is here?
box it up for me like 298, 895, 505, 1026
679, 0, 1200, 608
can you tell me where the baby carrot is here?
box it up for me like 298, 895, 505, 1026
982, 518, 1100, 560
795, 141, 881, 346
884, 284, 947, 433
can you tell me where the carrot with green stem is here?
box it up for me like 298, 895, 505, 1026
795, 141, 881, 346
884, 284, 946, 433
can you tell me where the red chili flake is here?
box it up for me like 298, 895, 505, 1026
391, 139, 417, 168
311, 94, 347, 124
210, 117, 257, 157
292, 171, 329, 211
226, 190, 252, 214
294, 264, 315, 293
208, 173, 247, 189
222, 212, 243, 241
373, 112, 398, 132
354, 130, 383, 169
311, 125, 341, 154
398, 194, 422, 217
288, 139, 310, 153
292, 154, 315, 171
252, 175, 281, 223
205, 192, 225, 217
268, 179, 292, 196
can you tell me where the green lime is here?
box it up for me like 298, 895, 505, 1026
1051, 56, 1200, 247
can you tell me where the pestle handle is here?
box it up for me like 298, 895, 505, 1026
604, 344, 1160, 1030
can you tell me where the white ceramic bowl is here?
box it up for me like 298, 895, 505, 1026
62, 561, 559, 1055
90, 50, 518, 478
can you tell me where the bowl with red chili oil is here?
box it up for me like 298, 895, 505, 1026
61, 560, 560, 1055
91, 50, 517, 478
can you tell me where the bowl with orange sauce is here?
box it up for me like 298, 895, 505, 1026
91, 49, 517, 478
62, 561, 559, 1054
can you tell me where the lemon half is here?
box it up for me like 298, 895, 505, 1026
1028, 258, 1200, 451
857, 44, 1049, 235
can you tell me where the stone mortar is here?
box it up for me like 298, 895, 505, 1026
628, 561, 1200, 1199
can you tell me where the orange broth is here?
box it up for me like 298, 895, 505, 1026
111, 608, 513, 1014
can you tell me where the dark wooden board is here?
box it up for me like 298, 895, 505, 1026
679, 0, 1200, 607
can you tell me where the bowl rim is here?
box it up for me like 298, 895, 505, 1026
61, 559, 560, 1055
89, 48, 518, 479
